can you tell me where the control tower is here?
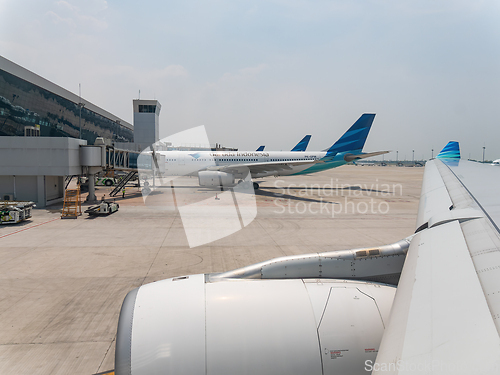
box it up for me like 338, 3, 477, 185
133, 99, 161, 152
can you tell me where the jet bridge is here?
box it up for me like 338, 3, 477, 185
79, 144, 161, 201
0, 136, 160, 206
106, 146, 140, 171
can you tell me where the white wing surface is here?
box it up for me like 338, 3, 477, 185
373, 159, 500, 374
209, 159, 320, 176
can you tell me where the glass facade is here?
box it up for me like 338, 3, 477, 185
0, 69, 133, 144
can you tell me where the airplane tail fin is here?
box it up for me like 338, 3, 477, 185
256, 145, 265, 151
326, 114, 375, 156
291, 135, 311, 152
436, 141, 460, 159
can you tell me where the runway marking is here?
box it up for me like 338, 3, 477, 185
0, 217, 60, 239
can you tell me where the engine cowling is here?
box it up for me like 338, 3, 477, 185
198, 171, 235, 187
115, 275, 395, 375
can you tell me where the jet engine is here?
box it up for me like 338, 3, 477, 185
198, 171, 235, 187
115, 275, 395, 375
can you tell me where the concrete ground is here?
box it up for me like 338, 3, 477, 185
0, 165, 424, 375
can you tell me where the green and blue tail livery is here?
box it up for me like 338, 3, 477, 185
291, 135, 311, 152
325, 113, 375, 157
437, 141, 460, 159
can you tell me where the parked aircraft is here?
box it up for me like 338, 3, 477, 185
117, 141, 500, 374
150, 114, 387, 189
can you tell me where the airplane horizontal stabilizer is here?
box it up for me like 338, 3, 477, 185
343, 150, 389, 162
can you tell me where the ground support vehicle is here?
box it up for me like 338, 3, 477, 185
84, 200, 119, 216
0, 201, 35, 224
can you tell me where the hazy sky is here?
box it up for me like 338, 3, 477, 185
1, 0, 499, 160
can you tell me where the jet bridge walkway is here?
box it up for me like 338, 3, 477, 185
105, 146, 140, 171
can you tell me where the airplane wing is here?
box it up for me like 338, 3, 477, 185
373, 158, 500, 374
207, 159, 321, 177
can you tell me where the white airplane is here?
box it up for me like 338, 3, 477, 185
149, 114, 387, 189
115, 141, 500, 374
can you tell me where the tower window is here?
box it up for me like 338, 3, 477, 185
139, 105, 156, 113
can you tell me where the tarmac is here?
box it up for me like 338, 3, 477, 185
0, 164, 424, 375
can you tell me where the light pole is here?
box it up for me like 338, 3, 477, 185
431, 149, 434, 159
78, 84, 85, 139
396, 151, 398, 162
412, 150, 415, 162
78, 102, 85, 139
483, 146, 486, 163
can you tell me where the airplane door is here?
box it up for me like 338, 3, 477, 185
178, 154, 185, 165
318, 287, 385, 375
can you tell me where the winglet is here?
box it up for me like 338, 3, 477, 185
326, 114, 375, 156
291, 135, 311, 152
256, 145, 265, 151
436, 141, 460, 159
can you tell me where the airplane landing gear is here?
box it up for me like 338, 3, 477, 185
253, 182, 260, 190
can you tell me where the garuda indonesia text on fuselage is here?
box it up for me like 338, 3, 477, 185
155, 114, 387, 189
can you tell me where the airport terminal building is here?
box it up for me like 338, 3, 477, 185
0, 55, 142, 207
0, 55, 134, 144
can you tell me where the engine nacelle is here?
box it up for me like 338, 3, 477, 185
115, 275, 395, 375
198, 171, 235, 187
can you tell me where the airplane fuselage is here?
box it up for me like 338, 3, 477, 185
156, 150, 349, 179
